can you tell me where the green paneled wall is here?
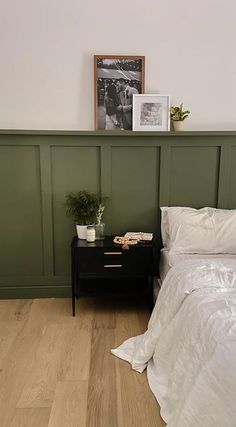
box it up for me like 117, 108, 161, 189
111, 147, 160, 234
0, 145, 43, 276
0, 130, 236, 298
169, 146, 220, 207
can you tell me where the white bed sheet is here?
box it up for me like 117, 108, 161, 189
159, 249, 236, 282
112, 258, 236, 427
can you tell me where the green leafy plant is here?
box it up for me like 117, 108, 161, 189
170, 103, 190, 121
65, 190, 107, 225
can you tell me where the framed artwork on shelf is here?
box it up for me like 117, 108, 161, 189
94, 55, 145, 130
132, 94, 171, 131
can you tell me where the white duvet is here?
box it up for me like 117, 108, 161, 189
111, 258, 236, 427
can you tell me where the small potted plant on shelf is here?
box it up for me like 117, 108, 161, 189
170, 103, 190, 131
65, 190, 107, 239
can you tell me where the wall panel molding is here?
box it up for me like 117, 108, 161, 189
0, 130, 236, 298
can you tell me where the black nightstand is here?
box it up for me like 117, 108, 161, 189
71, 236, 154, 316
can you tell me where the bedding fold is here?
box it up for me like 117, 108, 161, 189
111, 259, 236, 427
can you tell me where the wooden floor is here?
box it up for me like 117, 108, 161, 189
0, 296, 165, 427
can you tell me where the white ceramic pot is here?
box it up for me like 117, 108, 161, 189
173, 120, 184, 131
76, 224, 88, 240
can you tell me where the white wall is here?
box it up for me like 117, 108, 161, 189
0, 0, 235, 130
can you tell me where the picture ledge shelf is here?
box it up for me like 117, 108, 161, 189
0, 129, 236, 137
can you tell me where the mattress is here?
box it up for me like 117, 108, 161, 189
159, 249, 236, 283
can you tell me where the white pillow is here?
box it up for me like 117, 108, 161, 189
160, 206, 236, 254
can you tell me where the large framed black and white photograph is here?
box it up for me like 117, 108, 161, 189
94, 55, 145, 130
132, 94, 170, 131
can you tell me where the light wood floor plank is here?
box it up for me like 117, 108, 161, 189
17, 323, 68, 408
0, 297, 165, 427
48, 381, 88, 427
115, 356, 124, 427
115, 297, 147, 341
10, 408, 51, 427
0, 321, 23, 367
0, 300, 50, 426
0, 299, 33, 321
44, 298, 74, 324
92, 296, 116, 330
87, 327, 118, 426
72, 297, 96, 331
55, 298, 94, 382
118, 361, 165, 427
58, 322, 92, 381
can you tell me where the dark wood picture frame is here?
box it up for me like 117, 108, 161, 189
94, 55, 145, 130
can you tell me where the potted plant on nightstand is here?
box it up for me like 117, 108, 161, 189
65, 190, 107, 239
170, 103, 190, 131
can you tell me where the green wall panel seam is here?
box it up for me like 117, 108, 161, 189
100, 145, 112, 235
39, 144, 54, 275
159, 145, 171, 206
217, 144, 233, 208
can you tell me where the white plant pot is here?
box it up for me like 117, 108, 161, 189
173, 121, 184, 131
76, 224, 88, 240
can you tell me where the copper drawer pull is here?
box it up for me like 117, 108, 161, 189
104, 264, 122, 268
104, 252, 122, 255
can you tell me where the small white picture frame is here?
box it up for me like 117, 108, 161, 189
132, 94, 170, 131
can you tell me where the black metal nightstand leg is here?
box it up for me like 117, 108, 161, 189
72, 276, 76, 316
71, 247, 76, 316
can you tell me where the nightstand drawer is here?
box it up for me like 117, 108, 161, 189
77, 247, 152, 276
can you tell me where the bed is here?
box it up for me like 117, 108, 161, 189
112, 207, 236, 427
